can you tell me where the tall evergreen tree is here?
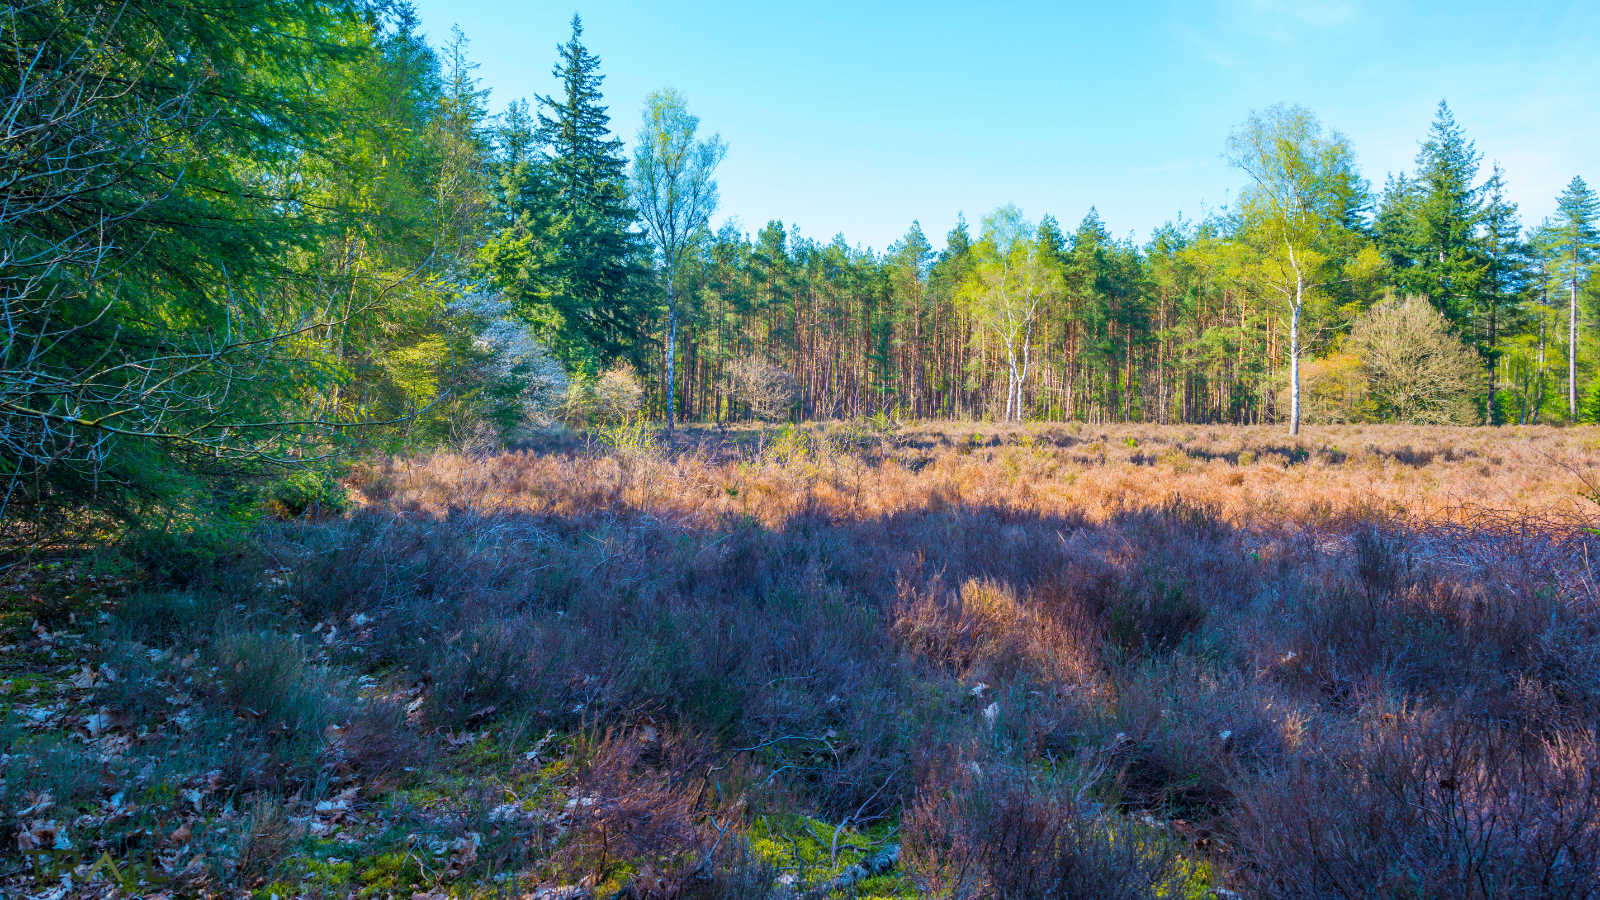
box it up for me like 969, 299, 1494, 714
1550, 176, 1599, 417
1378, 101, 1485, 324
433, 27, 493, 264
481, 99, 561, 333
929, 216, 974, 416
1037, 214, 1067, 260
887, 222, 935, 414
535, 15, 646, 367
1477, 164, 1528, 422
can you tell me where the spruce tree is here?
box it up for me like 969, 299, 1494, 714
1378, 101, 1486, 324
434, 27, 493, 265
535, 15, 646, 367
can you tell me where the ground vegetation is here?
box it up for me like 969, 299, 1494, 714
5, 423, 1600, 897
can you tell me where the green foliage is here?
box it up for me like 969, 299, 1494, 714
0, 0, 365, 549
532, 16, 652, 366
748, 815, 914, 899
1377, 102, 1488, 322
266, 470, 352, 519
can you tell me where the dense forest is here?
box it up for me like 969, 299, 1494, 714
4, 0, 1598, 545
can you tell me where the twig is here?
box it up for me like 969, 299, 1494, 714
830, 767, 900, 866
796, 844, 902, 900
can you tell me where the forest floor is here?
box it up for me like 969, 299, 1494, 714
4, 422, 1600, 899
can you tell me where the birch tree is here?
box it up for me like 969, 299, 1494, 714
959, 206, 1062, 421
1226, 104, 1369, 435
631, 88, 725, 431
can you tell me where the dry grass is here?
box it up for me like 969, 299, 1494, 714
298, 421, 1599, 895
384, 421, 1600, 531
8, 421, 1599, 897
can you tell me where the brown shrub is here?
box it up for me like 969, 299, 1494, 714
219, 421, 1600, 891
1232, 712, 1600, 899
903, 764, 1190, 900
893, 576, 1101, 685
553, 729, 718, 892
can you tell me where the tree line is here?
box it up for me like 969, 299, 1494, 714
671, 104, 1596, 433
4, 0, 1597, 549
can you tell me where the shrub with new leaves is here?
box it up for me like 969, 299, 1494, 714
563, 364, 644, 427
1346, 294, 1481, 425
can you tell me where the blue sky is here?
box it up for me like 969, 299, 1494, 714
408, 0, 1598, 253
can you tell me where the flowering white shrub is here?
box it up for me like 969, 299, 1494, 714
447, 291, 569, 439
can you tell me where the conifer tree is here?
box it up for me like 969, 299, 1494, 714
1551, 176, 1599, 417
434, 27, 493, 264
481, 99, 561, 333
1037, 214, 1068, 261
887, 222, 935, 414
1379, 101, 1486, 324
1477, 164, 1529, 422
536, 15, 646, 367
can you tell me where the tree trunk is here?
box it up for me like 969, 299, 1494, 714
665, 274, 677, 433
1535, 312, 1547, 425
1486, 276, 1498, 425
1289, 274, 1302, 436
1570, 269, 1580, 420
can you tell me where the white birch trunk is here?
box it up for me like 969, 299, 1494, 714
1289, 272, 1303, 436
665, 275, 677, 432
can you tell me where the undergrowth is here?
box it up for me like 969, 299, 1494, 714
3, 422, 1598, 899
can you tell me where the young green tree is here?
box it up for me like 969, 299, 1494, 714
631, 88, 726, 431
1550, 176, 1599, 417
1225, 104, 1370, 434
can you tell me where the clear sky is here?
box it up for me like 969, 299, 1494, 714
407, 0, 1598, 253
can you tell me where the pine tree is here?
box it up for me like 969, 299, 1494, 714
886, 222, 934, 415
481, 99, 562, 334
1551, 176, 1599, 417
930, 216, 973, 416
1037, 214, 1067, 260
1476, 164, 1529, 422
535, 15, 646, 368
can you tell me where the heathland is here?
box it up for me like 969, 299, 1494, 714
9, 3, 1600, 897
5, 423, 1599, 898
